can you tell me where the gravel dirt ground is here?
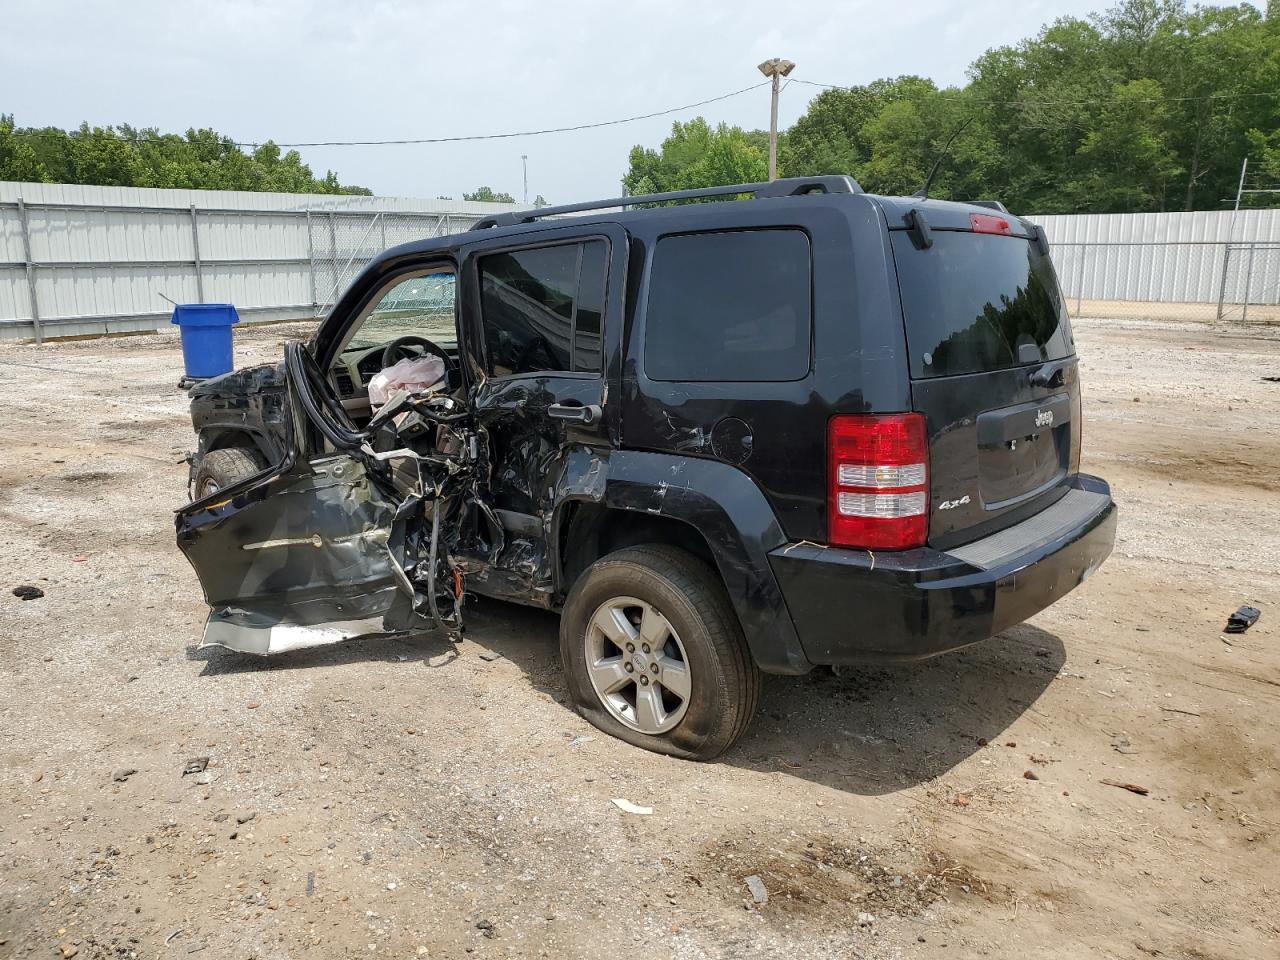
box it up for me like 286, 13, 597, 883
1, 317, 1278, 960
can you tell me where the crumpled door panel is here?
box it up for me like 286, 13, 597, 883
177, 454, 419, 655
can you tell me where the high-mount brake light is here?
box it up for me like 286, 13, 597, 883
969, 213, 1013, 236
828, 414, 929, 550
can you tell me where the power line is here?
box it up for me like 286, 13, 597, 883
7, 81, 771, 149
789, 78, 1280, 107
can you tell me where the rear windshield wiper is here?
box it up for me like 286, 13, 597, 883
1030, 357, 1072, 388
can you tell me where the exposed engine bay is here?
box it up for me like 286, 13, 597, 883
284, 340, 508, 641
175, 337, 518, 657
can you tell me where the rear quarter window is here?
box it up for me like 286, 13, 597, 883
892, 230, 1073, 379
644, 229, 811, 382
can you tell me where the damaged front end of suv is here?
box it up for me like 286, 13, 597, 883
175, 341, 504, 655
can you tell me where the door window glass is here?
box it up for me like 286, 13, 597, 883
479, 240, 607, 376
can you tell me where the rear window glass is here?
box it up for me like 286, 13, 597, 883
645, 229, 811, 382
892, 231, 1073, 379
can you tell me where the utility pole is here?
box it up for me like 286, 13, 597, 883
757, 58, 795, 181
521, 154, 528, 205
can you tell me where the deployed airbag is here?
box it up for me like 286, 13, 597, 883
368, 356, 446, 408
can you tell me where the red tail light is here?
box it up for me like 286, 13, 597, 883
828, 414, 929, 550
970, 213, 1013, 236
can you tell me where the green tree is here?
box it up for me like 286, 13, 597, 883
1152, 3, 1279, 208
0, 116, 371, 194
962, 0, 1275, 211
623, 117, 767, 195
0, 114, 47, 182
629, 0, 1278, 214
1244, 127, 1280, 206
1065, 78, 1182, 211
463, 186, 516, 202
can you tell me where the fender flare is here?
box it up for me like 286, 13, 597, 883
551, 448, 812, 675
195, 423, 282, 466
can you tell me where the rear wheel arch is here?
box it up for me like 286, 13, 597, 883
549, 451, 812, 676
556, 501, 718, 598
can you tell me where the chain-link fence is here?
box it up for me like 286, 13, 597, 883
308, 211, 479, 315
1052, 240, 1280, 326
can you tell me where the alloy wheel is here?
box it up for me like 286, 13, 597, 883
584, 596, 691, 734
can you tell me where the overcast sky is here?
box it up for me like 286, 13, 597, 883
5, 0, 1113, 203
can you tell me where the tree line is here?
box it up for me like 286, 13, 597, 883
625, 1, 1280, 213
0, 117, 372, 195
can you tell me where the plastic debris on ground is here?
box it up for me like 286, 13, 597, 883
611, 798, 653, 815
1224, 605, 1260, 634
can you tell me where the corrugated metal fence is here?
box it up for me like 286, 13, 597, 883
0, 182, 514, 343
1027, 208, 1280, 323
2, 182, 1278, 343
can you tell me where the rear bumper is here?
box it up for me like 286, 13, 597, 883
767, 475, 1116, 664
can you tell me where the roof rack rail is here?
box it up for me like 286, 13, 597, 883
473, 175, 862, 229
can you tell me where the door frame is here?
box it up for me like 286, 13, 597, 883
456, 221, 629, 446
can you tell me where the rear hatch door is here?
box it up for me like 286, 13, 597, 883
888, 206, 1080, 549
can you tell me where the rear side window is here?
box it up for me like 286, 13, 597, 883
645, 229, 811, 382
892, 231, 1073, 379
479, 240, 607, 376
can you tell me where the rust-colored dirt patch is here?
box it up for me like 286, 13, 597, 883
694, 835, 996, 927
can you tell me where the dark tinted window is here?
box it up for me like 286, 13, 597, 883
574, 241, 606, 373
479, 240, 607, 376
892, 231, 1073, 379
645, 230, 811, 382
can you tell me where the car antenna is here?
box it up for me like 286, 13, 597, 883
913, 117, 973, 200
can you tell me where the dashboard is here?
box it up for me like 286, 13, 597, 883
332, 344, 392, 402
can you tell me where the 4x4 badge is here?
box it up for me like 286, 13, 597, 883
937, 495, 971, 511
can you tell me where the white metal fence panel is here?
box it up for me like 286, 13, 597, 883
0, 181, 506, 342
2, 181, 1277, 343
1027, 208, 1280, 322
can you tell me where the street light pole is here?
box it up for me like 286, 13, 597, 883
757, 58, 795, 181
521, 154, 528, 205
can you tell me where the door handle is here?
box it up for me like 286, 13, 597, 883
547, 402, 602, 425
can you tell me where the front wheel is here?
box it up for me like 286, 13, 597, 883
559, 545, 760, 760
192, 446, 265, 500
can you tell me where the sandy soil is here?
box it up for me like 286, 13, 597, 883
1, 317, 1278, 960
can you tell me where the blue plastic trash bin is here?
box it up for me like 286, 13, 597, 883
171, 304, 240, 379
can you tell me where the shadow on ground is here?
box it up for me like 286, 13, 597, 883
187, 597, 1064, 796
722, 624, 1066, 796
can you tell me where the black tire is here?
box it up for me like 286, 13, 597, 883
559, 544, 760, 761
193, 446, 265, 499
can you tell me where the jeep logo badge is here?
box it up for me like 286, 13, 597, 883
1035, 409, 1054, 428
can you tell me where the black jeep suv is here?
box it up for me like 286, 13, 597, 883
178, 176, 1116, 760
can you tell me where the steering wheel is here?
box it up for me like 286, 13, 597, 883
381, 335, 456, 373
